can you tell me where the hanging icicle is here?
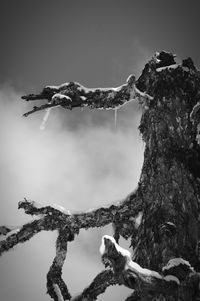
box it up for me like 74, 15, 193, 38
40, 108, 52, 130
114, 108, 118, 128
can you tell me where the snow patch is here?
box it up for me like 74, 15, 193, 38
164, 275, 180, 285
134, 211, 143, 228
162, 258, 194, 272
100, 235, 162, 279
129, 261, 162, 279
51, 204, 71, 215
100, 235, 131, 258
31, 201, 71, 215
52, 94, 72, 102
80, 96, 86, 101
156, 64, 179, 72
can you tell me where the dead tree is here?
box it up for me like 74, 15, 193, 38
1, 51, 200, 300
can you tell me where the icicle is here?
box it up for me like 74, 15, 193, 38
40, 108, 52, 130
114, 108, 118, 128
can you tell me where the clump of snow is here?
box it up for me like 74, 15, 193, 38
162, 258, 194, 272
80, 96, 86, 101
31, 201, 71, 215
78, 84, 124, 94
129, 261, 162, 279
100, 235, 131, 258
164, 275, 180, 285
100, 235, 162, 279
156, 64, 179, 72
51, 204, 71, 215
58, 82, 70, 90
165, 222, 175, 227
134, 211, 143, 229
52, 94, 72, 102
154, 53, 161, 64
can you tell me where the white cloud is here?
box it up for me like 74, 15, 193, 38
0, 84, 143, 300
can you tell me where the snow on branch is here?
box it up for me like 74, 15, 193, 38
21, 74, 154, 117
99, 235, 200, 297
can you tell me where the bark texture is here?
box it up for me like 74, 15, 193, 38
1, 51, 200, 300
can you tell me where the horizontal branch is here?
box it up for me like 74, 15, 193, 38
0, 190, 142, 257
21, 74, 154, 117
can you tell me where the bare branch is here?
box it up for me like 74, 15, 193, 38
0, 217, 52, 256
47, 230, 71, 301
0, 191, 142, 300
21, 74, 154, 117
71, 270, 118, 301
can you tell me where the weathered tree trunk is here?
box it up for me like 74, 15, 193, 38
130, 57, 200, 300
1, 52, 200, 300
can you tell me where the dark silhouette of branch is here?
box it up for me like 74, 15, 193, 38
47, 230, 71, 301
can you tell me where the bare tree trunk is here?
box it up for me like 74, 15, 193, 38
130, 56, 200, 300
1, 52, 200, 300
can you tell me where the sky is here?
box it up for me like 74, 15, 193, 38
0, 1, 200, 300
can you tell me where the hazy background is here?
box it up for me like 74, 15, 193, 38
0, 1, 200, 300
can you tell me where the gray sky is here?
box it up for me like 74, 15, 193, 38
0, 1, 200, 301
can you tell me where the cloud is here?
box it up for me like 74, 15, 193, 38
0, 84, 144, 300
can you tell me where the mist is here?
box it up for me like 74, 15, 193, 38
0, 84, 144, 300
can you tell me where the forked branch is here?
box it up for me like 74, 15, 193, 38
0, 191, 142, 300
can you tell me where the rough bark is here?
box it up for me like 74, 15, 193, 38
1, 51, 200, 300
